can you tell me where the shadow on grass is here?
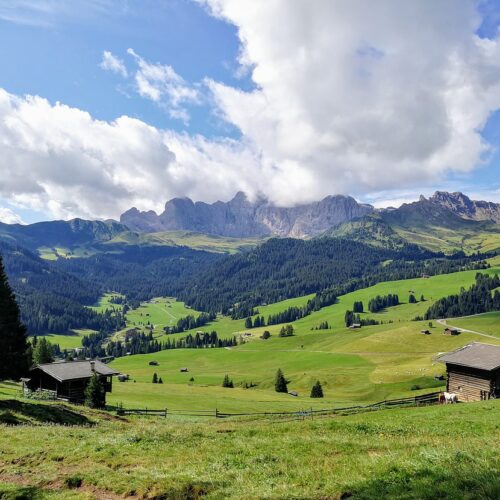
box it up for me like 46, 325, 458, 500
342, 460, 500, 499
0, 485, 44, 500
0, 400, 93, 426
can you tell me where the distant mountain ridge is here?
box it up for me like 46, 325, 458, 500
0, 190, 499, 255
424, 191, 500, 223
120, 192, 374, 238
329, 191, 500, 253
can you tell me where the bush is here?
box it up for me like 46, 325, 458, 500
64, 475, 83, 489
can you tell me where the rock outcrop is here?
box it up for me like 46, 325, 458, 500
120, 192, 374, 238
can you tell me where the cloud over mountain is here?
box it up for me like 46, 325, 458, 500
202, 0, 500, 204
1, 1, 500, 220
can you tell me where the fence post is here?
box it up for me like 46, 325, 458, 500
215, 408, 219, 418
164, 408, 167, 418
311, 407, 313, 420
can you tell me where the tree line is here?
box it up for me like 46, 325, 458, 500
424, 273, 500, 319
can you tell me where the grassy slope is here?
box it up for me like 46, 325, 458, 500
0, 397, 498, 499
107, 259, 500, 412
447, 311, 500, 337
28, 293, 123, 349
105, 230, 264, 254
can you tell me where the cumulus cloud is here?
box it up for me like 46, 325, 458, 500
100, 51, 128, 77
200, 0, 500, 205
0, 207, 25, 224
126, 49, 200, 123
0, 88, 264, 220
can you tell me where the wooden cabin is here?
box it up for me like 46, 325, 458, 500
349, 323, 361, 329
25, 360, 119, 403
438, 343, 500, 402
443, 328, 460, 336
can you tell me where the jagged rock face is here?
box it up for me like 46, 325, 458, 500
120, 192, 374, 237
428, 191, 500, 223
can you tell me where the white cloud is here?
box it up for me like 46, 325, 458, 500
0, 207, 25, 224
100, 51, 128, 77
126, 48, 200, 123
200, 0, 500, 205
0, 88, 264, 220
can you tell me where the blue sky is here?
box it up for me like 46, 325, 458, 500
0, 0, 500, 223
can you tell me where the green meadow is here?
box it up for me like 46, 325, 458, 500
105, 257, 500, 412
0, 396, 498, 499
105, 230, 264, 254
447, 311, 500, 338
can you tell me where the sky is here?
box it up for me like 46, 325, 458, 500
0, 0, 500, 224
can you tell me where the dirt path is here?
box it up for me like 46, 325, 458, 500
436, 318, 498, 340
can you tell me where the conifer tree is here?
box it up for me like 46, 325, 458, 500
222, 374, 234, 388
158, 377, 163, 384
244, 317, 253, 329
310, 380, 324, 398
33, 337, 54, 365
84, 373, 105, 408
275, 369, 288, 393
0, 255, 30, 380
152, 372, 158, 384
409, 294, 417, 304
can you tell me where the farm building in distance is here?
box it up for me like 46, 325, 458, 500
24, 360, 119, 403
438, 343, 500, 402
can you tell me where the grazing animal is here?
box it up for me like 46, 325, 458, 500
443, 392, 457, 404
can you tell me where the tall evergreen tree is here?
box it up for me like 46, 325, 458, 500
275, 369, 288, 393
84, 373, 105, 409
310, 380, 324, 398
152, 373, 158, 384
32, 337, 54, 365
222, 374, 234, 388
0, 255, 29, 380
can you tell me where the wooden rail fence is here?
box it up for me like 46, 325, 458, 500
116, 391, 442, 419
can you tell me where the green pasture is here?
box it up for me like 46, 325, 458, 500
107, 260, 500, 413
446, 311, 500, 338
106, 230, 264, 254
88, 292, 124, 313
0, 397, 498, 499
393, 224, 500, 254
30, 329, 93, 350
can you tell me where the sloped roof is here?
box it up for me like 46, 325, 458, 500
438, 343, 500, 371
33, 360, 119, 382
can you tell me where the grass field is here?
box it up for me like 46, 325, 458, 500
36, 329, 94, 350
446, 311, 500, 337
105, 230, 264, 254
104, 258, 500, 413
0, 396, 498, 499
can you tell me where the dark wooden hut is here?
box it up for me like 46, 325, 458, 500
438, 343, 500, 402
25, 360, 119, 403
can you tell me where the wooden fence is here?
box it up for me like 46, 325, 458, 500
116, 391, 442, 420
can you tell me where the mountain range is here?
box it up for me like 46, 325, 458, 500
0, 190, 499, 255
120, 192, 374, 238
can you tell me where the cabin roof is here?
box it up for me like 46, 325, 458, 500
32, 360, 119, 382
438, 343, 500, 371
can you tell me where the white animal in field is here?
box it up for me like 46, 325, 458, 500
443, 392, 457, 404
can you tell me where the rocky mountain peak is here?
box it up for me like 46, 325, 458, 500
428, 191, 500, 223
119, 192, 374, 237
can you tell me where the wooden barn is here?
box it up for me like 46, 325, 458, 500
25, 360, 119, 403
438, 343, 500, 402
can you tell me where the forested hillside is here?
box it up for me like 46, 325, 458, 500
168, 237, 488, 314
